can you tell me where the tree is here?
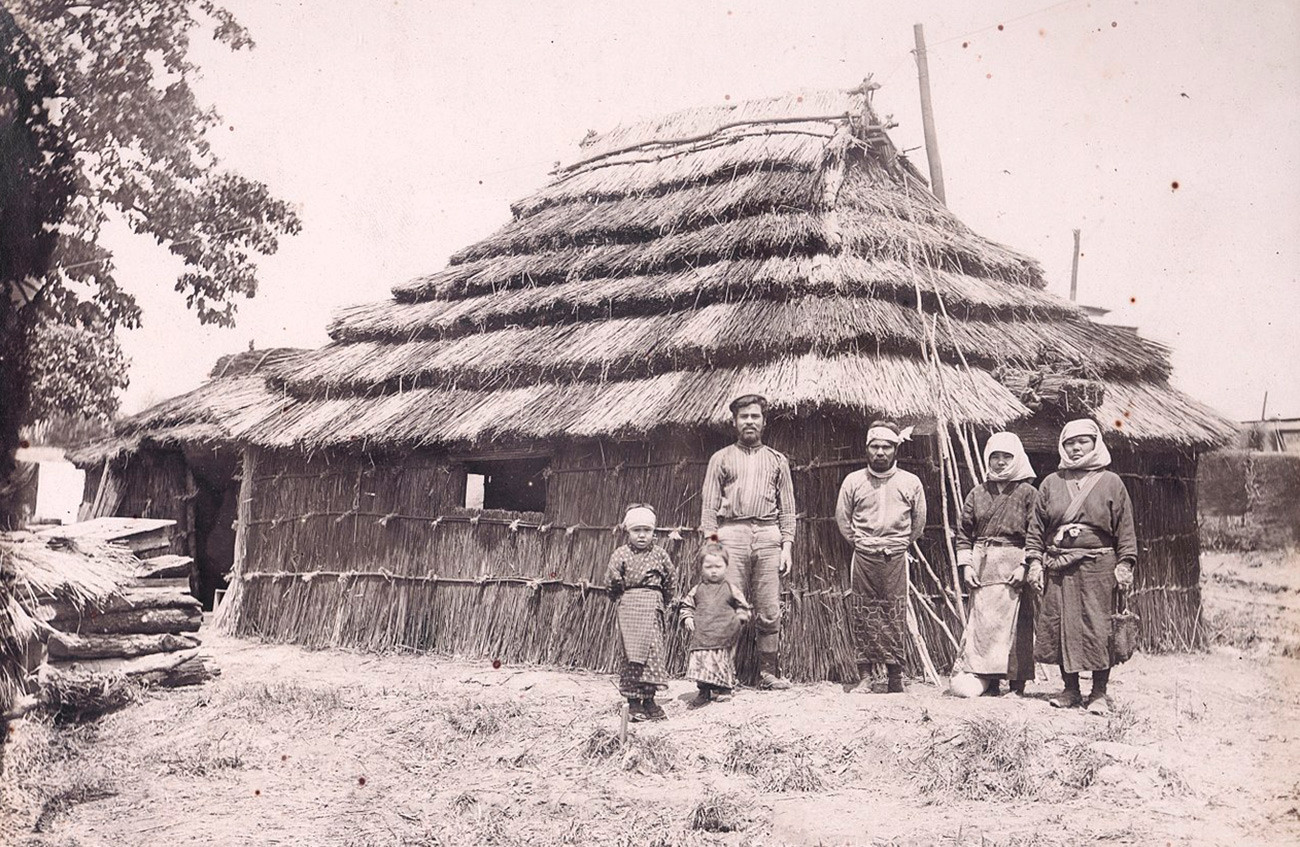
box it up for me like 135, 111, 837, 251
0, 1, 300, 525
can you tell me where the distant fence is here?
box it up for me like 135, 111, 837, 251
1198, 450, 1300, 550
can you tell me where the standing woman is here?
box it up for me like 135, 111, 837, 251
954, 432, 1038, 696
1025, 419, 1137, 715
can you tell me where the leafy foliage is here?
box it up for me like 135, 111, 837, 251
3, 0, 301, 426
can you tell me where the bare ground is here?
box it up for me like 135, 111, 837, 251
4, 550, 1299, 846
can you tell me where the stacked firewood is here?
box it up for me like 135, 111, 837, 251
31, 525, 220, 690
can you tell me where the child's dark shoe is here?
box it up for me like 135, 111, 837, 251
644, 700, 668, 721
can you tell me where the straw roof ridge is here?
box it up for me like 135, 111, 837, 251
566, 88, 866, 166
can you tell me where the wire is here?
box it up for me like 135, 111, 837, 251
929, 0, 1085, 48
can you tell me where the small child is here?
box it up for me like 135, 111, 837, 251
606, 503, 676, 722
679, 541, 751, 703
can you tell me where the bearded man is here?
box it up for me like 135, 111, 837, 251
835, 420, 927, 693
699, 394, 796, 690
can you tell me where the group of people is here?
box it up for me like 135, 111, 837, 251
605, 394, 1137, 722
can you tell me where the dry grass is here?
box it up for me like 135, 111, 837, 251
161, 733, 247, 778
41, 672, 142, 724
217, 679, 353, 723
442, 696, 521, 737
687, 789, 746, 833
723, 731, 829, 792
581, 725, 677, 774
915, 716, 1042, 801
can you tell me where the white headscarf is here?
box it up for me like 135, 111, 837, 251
623, 505, 657, 530
865, 424, 913, 479
1057, 418, 1111, 472
983, 431, 1035, 482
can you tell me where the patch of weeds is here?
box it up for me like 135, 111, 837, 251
163, 734, 246, 778
622, 733, 677, 774
581, 726, 622, 761
32, 779, 118, 833
452, 791, 477, 814
221, 681, 350, 723
914, 716, 1042, 801
42, 672, 142, 723
766, 753, 828, 792
724, 732, 828, 791
1156, 764, 1192, 797
1204, 607, 1265, 650
1059, 740, 1107, 790
689, 790, 745, 833
495, 746, 535, 768
443, 697, 521, 737
1098, 700, 1140, 742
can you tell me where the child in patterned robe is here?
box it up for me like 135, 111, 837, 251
606, 503, 676, 722
679, 541, 751, 703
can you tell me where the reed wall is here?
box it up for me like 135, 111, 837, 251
223, 418, 1203, 680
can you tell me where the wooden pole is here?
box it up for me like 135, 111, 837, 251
913, 23, 947, 205
1069, 228, 1082, 301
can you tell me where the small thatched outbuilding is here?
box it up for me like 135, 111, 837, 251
69, 349, 299, 606
213, 88, 1234, 681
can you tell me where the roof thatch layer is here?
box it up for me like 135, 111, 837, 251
248, 351, 1029, 449
67, 348, 301, 466
179, 89, 1245, 449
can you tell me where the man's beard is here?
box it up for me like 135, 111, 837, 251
868, 456, 896, 472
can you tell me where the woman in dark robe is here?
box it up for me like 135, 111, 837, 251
1025, 419, 1137, 715
954, 432, 1038, 696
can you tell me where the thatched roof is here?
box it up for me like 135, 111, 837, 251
67, 348, 301, 466
248, 88, 1232, 448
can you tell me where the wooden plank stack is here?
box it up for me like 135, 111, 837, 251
34, 518, 219, 690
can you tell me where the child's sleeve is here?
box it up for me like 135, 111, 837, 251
679, 585, 698, 626
728, 584, 752, 611
605, 548, 626, 598
659, 548, 677, 605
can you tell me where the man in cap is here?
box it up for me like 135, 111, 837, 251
699, 394, 796, 690
835, 420, 927, 693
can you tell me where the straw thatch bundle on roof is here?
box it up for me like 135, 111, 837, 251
69, 348, 301, 467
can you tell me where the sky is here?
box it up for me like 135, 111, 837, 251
107, 0, 1300, 421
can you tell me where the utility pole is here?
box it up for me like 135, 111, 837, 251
1069, 228, 1082, 302
913, 23, 947, 205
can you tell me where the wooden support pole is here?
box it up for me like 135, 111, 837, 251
1070, 228, 1082, 302
913, 23, 947, 205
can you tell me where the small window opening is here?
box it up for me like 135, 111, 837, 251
462, 457, 549, 513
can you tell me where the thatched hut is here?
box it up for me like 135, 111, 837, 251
215, 88, 1235, 681
69, 349, 299, 606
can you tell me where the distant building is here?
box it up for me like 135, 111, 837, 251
1239, 418, 1300, 454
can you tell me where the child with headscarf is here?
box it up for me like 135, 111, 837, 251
1025, 419, 1138, 715
679, 541, 751, 703
953, 432, 1039, 697
605, 503, 676, 722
